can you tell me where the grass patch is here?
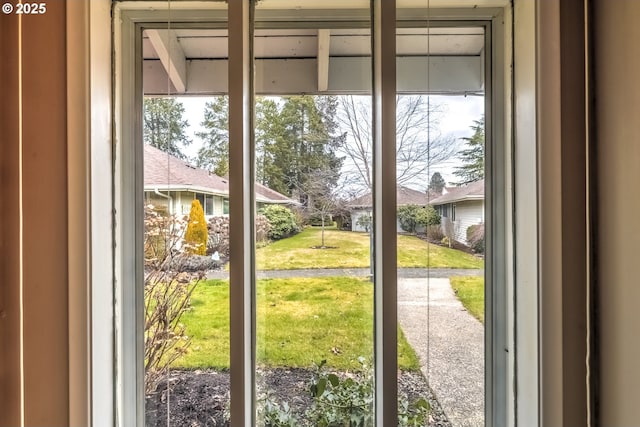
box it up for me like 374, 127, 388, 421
450, 276, 485, 323
256, 228, 483, 270
397, 234, 483, 269
176, 277, 420, 371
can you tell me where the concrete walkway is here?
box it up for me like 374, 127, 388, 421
398, 278, 484, 427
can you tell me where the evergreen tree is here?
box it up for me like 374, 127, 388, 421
196, 96, 229, 176
428, 172, 446, 195
255, 96, 344, 197
453, 116, 485, 185
193, 95, 344, 195
143, 98, 191, 159
255, 97, 284, 189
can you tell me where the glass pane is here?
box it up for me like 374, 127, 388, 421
142, 25, 232, 426
395, 23, 486, 427
205, 195, 214, 216
253, 4, 374, 425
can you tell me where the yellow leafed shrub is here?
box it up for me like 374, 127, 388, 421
184, 199, 208, 255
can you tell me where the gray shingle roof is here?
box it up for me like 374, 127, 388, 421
143, 144, 293, 204
348, 185, 429, 208
429, 179, 484, 205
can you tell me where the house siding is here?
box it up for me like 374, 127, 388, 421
438, 200, 484, 243
351, 209, 371, 232
454, 201, 484, 243
213, 197, 224, 216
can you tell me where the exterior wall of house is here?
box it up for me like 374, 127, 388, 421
351, 209, 371, 232
453, 200, 484, 243
437, 200, 484, 244
145, 192, 171, 213
145, 191, 227, 217
213, 197, 224, 215
351, 208, 421, 233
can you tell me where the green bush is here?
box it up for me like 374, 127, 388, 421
416, 205, 440, 227
397, 205, 441, 233
184, 200, 208, 255
260, 205, 300, 240
466, 223, 485, 254
356, 214, 372, 232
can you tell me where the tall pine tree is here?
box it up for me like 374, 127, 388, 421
453, 116, 485, 185
272, 95, 343, 196
143, 98, 191, 159
428, 172, 446, 195
196, 96, 229, 176
193, 95, 344, 196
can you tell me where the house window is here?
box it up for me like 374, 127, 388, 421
223, 199, 229, 215
114, 2, 517, 426
195, 194, 215, 216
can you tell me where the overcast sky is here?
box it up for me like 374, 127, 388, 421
178, 94, 484, 186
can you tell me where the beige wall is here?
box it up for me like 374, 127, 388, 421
0, 11, 23, 427
0, 2, 71, 426
594, 1, 640, 424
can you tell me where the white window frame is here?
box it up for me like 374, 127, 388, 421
101, 2, 541, 426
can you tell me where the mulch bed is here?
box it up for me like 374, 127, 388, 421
411, 233, 482, 257
145, 368, 451, 426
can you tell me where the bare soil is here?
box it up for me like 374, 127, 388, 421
145, 368, 452, 426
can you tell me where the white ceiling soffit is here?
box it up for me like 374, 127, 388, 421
143, 26, 485, 95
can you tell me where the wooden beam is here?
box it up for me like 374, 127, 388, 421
317, 29, 330, 91
146, 29, 187, 93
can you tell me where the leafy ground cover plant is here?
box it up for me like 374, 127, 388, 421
256, 358, 431, 427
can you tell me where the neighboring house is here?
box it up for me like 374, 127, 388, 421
348, 185, 431, 232
429, 179, 484, 244
144, 144, 294, 217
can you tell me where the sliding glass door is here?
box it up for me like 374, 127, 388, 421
115, 2, 504, 425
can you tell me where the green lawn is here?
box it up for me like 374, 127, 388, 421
256, 227, 483, 270
450, 276, 485, 323
176, 277, 421, 371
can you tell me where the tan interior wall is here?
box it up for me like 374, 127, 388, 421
594, 2, 640, 424
0, 3, 70, 426
0, 11, 23, 427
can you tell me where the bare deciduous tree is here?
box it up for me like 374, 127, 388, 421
144, 205, 205, 394
288, 168, 351, 248
336, 95, 458, 193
